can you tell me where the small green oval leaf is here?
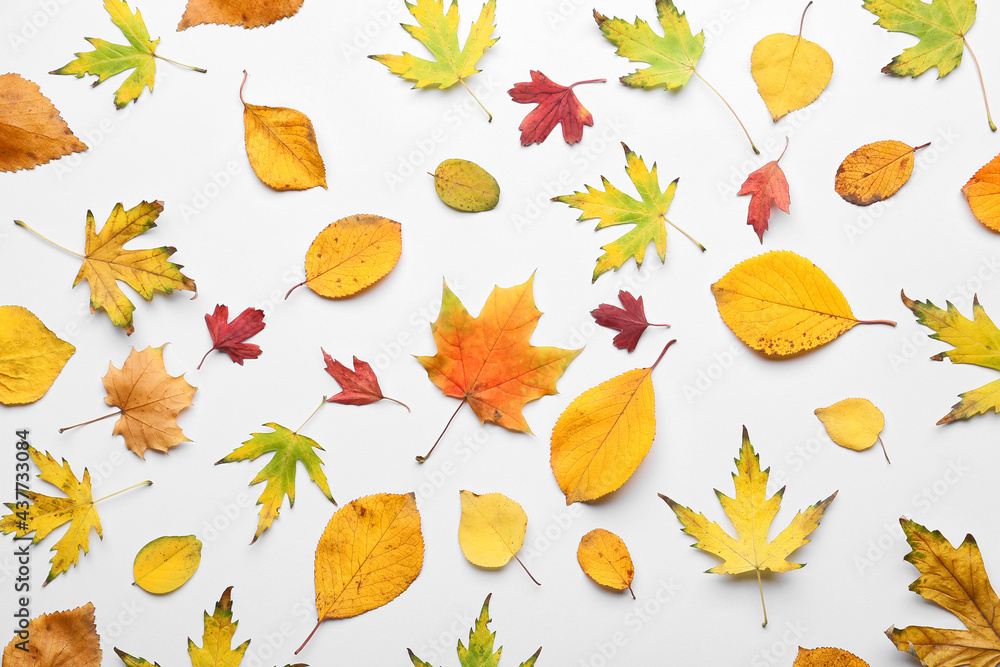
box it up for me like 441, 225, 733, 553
432, 159, 500, 212
133, 535, 202, 594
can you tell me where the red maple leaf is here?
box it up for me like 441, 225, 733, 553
508, 71, 605, 146
591, 290, 669, 352
198, 304, 265, 369
738, 138, 790, 242
322, 350, 409, 410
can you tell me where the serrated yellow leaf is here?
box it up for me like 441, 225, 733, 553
962, 151, 1000, 233
835, 140, 929, 206
432, 159, 500, 212
178, 0, 303, 30
3, 603, 101, 667
577, 528, 635, 598
815, 398, 887, 459
133, 535, 202, 594
794, 647, 870, 667
0, 305, 75, 405
188, 587, 249, 667
0, 73, 88, 173
457, 491, 538, 585
711, 250, 895, 356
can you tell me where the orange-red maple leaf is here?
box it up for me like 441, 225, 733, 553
198, 304, 265, 369
738, 138, 791, 242
508, 71, 605, 146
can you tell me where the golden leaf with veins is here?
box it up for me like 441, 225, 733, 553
577, 528, 635, 598
794, 647, 870, 667
0, 73, 87, 172
458, 490, 539, 584
0, 305, 75, 405
962, 151, 1000, 233
178, 0, 304, 30
3, 603, 101, 666
835, 140, 929, 206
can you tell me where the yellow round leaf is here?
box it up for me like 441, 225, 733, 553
835, 140, 928, 206
577, 528, 635, 598
132, 535, 202, 594
815, 397, 885, 451
794, 647, 870, 667
458, 490, 527, 568
0, 305, 76, 405
962, 152, 1000, 233
432, 159, 500, 212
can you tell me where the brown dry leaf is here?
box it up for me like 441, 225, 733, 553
835, 140, 929, 206
962, 152, 1000, 232
3, 603, 101, 666
178, 0, 304, 30
0, 73, 87, 173
794, 647, 870, 667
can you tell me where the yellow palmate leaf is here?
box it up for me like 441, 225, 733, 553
458, 490, 539, 585
240, 72, 326, 191
3, 603, 101, 666
550, 340, 674, 504
577, 528, 635, 598
0, 305, 75, 405
187, 587, 249, 667
711, 250, 895, 357
132, 535, 202, 594
661, 426, 836, 626
751, 2, 833, 121
298, 493, 424, 654
835, 140, 929, 206
286, 215, 402, 299
962, 151, 1000, 232
794, 647, 870, 667
815, 397, 889, 462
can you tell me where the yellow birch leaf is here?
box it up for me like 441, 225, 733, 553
815, 397, 889, 462
458, 490, 539, 585
550, 340, 674, 504
835, 140, 929, 206
711, 250, 895, 357
298, 493, 423, 654
132, 535, 202, 594
285, 214, 402, 299
794, 647, 871, 667
962, 151, 1000, 232
577, 528, 635, 598
0, 305, 76, 405
751, 2, 833, 122
240, 71, 326, 191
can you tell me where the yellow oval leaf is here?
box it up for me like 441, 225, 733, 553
458, 490, 527, 569
577, 528, 635, 598
711, 251, 895, 356
241, 72, 326, 191
433, 159, 500, 212
288, 214, 402, 299
0, 305, 75, 405
962, 152, 1000, 232
794, 647, 870, 667
815, 397, 888, 461
132, 535, 202, 594
835, 140, 929, 206
750, 4, 833, 122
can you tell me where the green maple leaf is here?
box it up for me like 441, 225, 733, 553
217, 422, 336, 544
51, 0, 205, 108
408, 594, 541, 667
553, 142, 704, 282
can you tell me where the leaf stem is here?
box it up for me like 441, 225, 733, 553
153, 53, 207, 74
239, 69, 249, 105
59, 411, 121, 433
459, 79, 492, 122
285, 281, 307, 299
664, 213, 707, 252
627, 584, 636, 600
962, 38, 996, 132
298, 396, 328, 432
777, 136, 790, 163
514, 554, 541, 586
14, 220, 85, 259
94, 480, 152, 504
650, 339, 677, 372
295, 620, 322, 655
196, 348, 213, 371
855, 319, 897, 327
692, 70, 759, 154
757, 569, 768, 627
877, 435, 891, 464
384, 396, 412, 412
798, 1, 813, 39
417, 398, 467, 463
569, 78, 607, 88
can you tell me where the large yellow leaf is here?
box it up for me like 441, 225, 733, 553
0, 305, 75, 405
835, 140, 929, 206
550, 340, 674, 504
660, 426, 836, 626
458, 490, 539, 585
0, 73, 87, 172
962, 151, 1000, 232
132, 535, 202, 594
815, 397, 889, 461
711, 250, 895, 356
298, 493, 423, 654
794, 647, 870, 667
3, 603, 101, 666
577, 528, 635, 598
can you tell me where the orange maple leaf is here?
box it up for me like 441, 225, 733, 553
415, 275, 581, 461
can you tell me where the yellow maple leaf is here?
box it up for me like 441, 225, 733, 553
187, 587, 250, 667
458, 490, 539, 585
660, 426, 837, 626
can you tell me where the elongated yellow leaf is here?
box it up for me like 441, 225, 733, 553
711, 250, 895, 356
577, 528, 635, 598
0, 305, 75, 405
815, 397, 888, 461
133, 535, 202, 594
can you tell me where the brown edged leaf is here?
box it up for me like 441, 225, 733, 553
178, 0, 304, 30
0, 73, 87, 172
3, 603, 101, 666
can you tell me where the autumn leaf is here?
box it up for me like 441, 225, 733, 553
414, 275, 581, 462
962, 151, 1000, 232
298, 493, 423, 654
902, 291, 1000, 424
887, 518, 1000, 666
286, 214, 402, 299
188, 588, 250, 667
3, 603, 101, 666
458, 490, 540, 585
738, 137, 790, 243
322, 351, 409, 409
178, 0, 304, 30
507, 71, 605, 146
0, 306, 75, 405
0, 73, 87, 172
594, 0, 758, 153
815, 397, 889, 462
751, 3, 833, 122
198, 305, 265, 370
863, 0, 995, 131
370, 0, 498, 120
551, 340, 674, 504
591, 290, 669, 352
51, 0, 205, 108
835, 140, 929, 206
794, 647, 871, 667
133, 535, 202, 594
553, 142, 705, 282
432, 159, 500, 212
660, 426, 837, 626
711, 251, 896, 356
577, 528, 635, 599
0, 446, 150, 584
16, 201, 196, 335
408, 594, 541, 667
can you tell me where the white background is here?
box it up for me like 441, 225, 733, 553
2, 0, 1000, 665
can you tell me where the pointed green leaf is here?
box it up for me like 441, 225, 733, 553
862, 0, 975, 78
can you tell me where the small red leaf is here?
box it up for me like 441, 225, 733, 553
738, 138, 791, 242
508, 70, 605, 146
591, 290, 669, 352
323, 350, 409, 410
198, 304, 265, 369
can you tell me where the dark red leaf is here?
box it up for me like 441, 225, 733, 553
508, 70, 605, 146
591, 290, 669, 352
738, 138, 791, 242
323, 350, 409, 410
198, 304, 265, 369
